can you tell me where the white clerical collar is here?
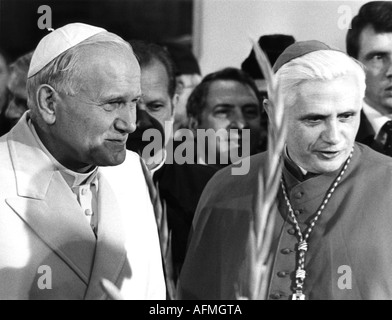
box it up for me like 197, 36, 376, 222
285, 145, 308, 175
362, 100, 392, 136
28, 119, 98, 188
60, 165, 99, 189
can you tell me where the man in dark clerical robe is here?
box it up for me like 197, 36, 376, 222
178, 40, 392, 300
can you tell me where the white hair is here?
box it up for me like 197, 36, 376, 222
274, 50, 366, 108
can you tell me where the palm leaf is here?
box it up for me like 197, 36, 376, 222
238, 38, 287, 300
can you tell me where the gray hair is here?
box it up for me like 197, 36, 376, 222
27, 32, 135, 119
275, 50, 366, 108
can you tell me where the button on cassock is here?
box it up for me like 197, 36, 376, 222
281, 248, 293, 254
294, 192, 303, 199
287, 228, 296, 235
269, 292, 282, 300
277, 271, 289, 278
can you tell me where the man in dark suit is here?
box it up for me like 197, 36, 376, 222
347, 1, 392, 154
186, 67, 266, 168
126, 41, 217, 286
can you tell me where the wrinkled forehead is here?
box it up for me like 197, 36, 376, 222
207, 79, 259, 101
294, 76, 363, 108
77, 44, 140, 75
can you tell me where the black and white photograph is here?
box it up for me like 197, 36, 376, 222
0, 0, 392, 308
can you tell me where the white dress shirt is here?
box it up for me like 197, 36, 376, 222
362, 100, 392, 139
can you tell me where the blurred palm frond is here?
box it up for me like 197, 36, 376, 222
239, 38, 287, 300
100, 278, 124, 300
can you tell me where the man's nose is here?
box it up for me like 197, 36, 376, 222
5, 99, 17, 120
136, 106, 157, 130
115, 106, 137, 134
5, 99, 26, 121
228, 110, 246, 130
323, 121, 340, 144
386, 57, 392, 77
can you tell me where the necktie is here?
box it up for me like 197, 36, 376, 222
374, 120, 392, 156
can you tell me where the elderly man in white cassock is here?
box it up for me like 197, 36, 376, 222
0, 23, 165, 300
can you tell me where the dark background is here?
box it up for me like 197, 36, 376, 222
0, 0, 193, 62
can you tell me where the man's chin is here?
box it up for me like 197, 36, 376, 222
94, 151, 127, 167
311, 159, 347, 174
208, 147, 246, 165
382, 97, 392, 110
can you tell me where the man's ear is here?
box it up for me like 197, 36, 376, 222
263, 98, 272, 119
188, 116, 199, 134
36, 84, 58, 125
171, 93, 179, 117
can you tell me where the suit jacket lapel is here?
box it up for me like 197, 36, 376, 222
6, 173, 97, 284
356, 110, 376, 146
84, 171, 128, 300
5, 114, 97, 285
